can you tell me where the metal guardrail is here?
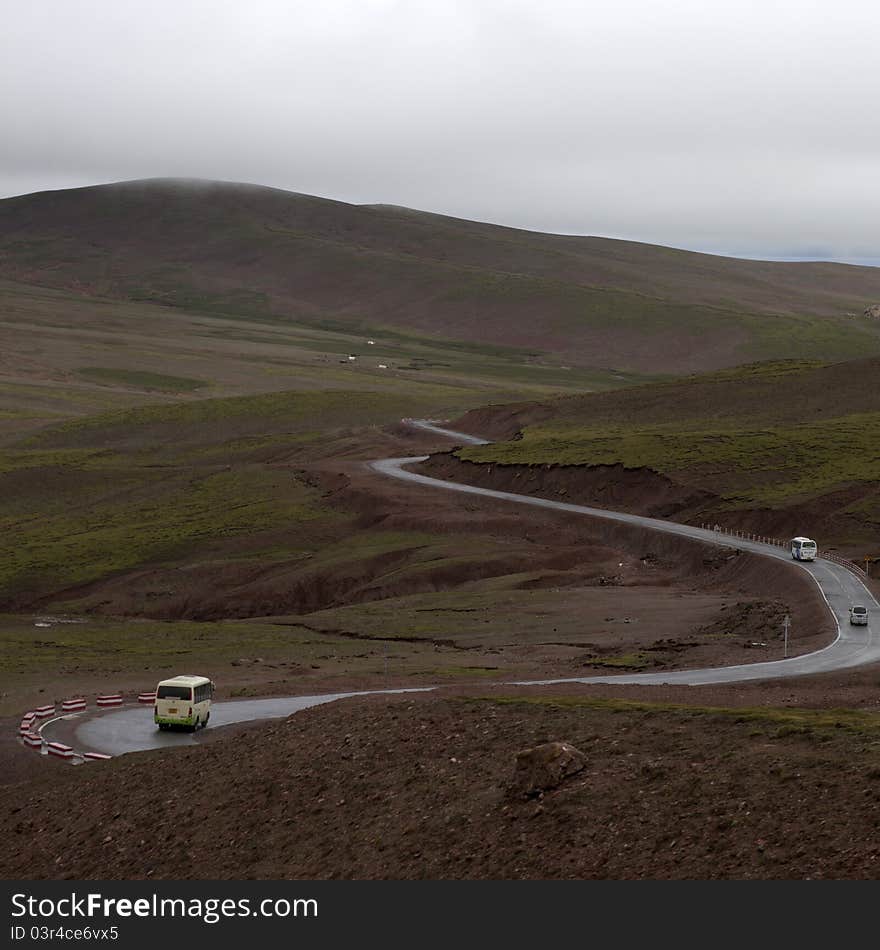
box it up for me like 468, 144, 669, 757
699, 523, 869, 582
821, 551, 869, 581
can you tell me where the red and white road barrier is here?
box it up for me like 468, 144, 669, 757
96, 693, 123, 707
18, 686, 132, 765
46, 741, 75, 759
137, 692, 156, 704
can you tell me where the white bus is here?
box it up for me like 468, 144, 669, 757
790, 537, 817, 562
154, 675, 214, 731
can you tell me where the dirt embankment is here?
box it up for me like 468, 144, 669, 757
442, 403, 556, 442
418, 450, 717, 520
436, 408, 880, 559
702, 484, 880, 561
416, 446, 876, 566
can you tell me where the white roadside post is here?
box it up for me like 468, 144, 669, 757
783, 614, 790, 659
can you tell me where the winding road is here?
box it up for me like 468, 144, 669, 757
372, 420, 880, 686
41, 419, 880, 757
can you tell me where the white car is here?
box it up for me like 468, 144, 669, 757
849, 605, 869, 626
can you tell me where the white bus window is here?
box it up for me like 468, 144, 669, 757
156, 685, 191, 700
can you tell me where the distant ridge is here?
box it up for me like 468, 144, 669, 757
3, 178, 880, 374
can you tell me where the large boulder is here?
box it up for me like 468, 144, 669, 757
507, 740, 587, 799
865, 305, 880, 319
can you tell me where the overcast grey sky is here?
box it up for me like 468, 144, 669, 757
3, 0, 879, 263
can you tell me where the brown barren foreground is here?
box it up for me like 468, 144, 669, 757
4, 679, 880, 881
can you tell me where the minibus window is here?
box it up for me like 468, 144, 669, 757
157, 686, 192, 700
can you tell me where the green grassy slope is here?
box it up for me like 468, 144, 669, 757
0, 389, 435, 603
454, 358, 880, 549
3, 379, 586, 619
0, 277, 651, 448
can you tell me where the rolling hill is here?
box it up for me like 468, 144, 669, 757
429, 357, 880, 554
3, 178, 880, 375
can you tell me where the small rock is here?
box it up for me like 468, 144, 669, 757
507, 741, 587, 800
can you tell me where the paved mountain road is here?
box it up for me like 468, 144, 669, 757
46, 689, 433, 757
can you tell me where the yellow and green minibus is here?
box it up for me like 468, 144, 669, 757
154, 675, 214, 731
